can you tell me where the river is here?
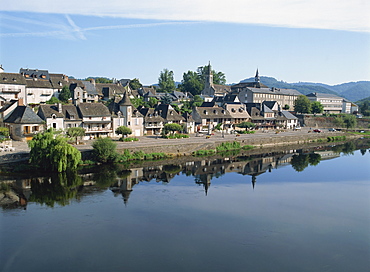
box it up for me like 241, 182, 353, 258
1, 140, 369, 272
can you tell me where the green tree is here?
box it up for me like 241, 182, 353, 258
178, 71, 204, 96
334, 116, 345, 127
0, 127, 9, 137
343, 114, 357, 129
67, 127, 85, 144
86, 77, 112, 83
197, 64, 226, 85
163, 123, 182, 135
92, 137, 118, 163
28, 130, 81, 172
311, 101, 324, 115
46, 97, 60, 104
116, 126, 132, 138
59, 85, 71, 103
130, 97, 145, 108
158, 69, 176, 93
147, 97, 159, 108
294, 95, 312, 114
236, 121, 256, 131
129, 78, 143, 90
283, 104, 290, 110
190, 95, 204, 107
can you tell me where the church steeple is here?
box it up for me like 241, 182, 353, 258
255, 68, 260, 83
206, 61, 213, 87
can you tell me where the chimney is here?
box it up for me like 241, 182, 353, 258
18, 98, 24, 106
58, 103, 62, 113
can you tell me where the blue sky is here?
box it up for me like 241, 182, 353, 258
0, 0, 369, 86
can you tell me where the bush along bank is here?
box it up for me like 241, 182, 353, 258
192, 141, 254, 156
117, 149, 170, 162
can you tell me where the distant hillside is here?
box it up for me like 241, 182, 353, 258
239, 77, 370, 102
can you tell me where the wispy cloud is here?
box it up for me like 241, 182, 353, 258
1, 0, 369, 32
0, 14, 201, 39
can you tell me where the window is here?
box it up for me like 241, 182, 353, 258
53, 123, 57, 129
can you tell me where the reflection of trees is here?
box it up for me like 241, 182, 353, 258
291, 154, 309, 172
342, 142, 356, 155
291, 153, 322, 172
29, 171, 83, 207
360, 149, 367, 156
162, 164, 182, 174
92, 164, 119, 188
332, 142, 356, 156
308, 153, 321, 166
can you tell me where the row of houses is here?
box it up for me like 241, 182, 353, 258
0, 65, 357, 141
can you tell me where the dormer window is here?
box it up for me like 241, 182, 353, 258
52, 114, 56, 119
213, 110, 217, 114
221, 110, 225, 114
203, 110, 208, 115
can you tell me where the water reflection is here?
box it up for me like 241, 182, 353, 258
0, 140, 368, 210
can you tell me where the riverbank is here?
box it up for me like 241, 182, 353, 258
0, 128, 363, 165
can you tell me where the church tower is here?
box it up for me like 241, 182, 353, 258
205, 61, 213, 87
255, 68, 260, 83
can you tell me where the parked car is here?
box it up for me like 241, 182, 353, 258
313, 129, 321, 133
328, 128, 336, 132
294, 126, 301, 130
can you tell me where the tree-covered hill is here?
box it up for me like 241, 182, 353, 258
238, 76, 370, 101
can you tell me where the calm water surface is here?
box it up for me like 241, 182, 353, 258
1, 143, 369, 272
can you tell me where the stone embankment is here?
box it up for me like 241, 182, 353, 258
0, 129, 362, 164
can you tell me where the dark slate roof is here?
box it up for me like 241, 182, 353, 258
262, 104, 274, 113
154, 104, 184, 122
5, 106, 44, 124
119, 92, 134, 106
20, 68, 50, 80
194, 106, 232, 119
0, 73, 27, 85
182, 112, 195, 122
0, 100, 17, 113
81, 81, 98, 95
213, 84, 231, 94
231, 81, 269, 89
62, 105, 81, 121
78, 103, 111, 117
248, 87, 302, 96
262, 101, 279, 110
49, 74, 70, 89
223, 94, 239, 103
200, 101, 216, 107
281, 111, 298, 119
95, 83, 126, 97
306, 92, 342, 99
38, 104, 64, 119
25, 79, 53, 89
139, 107, 165, 122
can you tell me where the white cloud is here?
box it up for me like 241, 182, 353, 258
1, 0, 369, 32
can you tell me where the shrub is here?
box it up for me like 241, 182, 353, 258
92, 137, 118, 163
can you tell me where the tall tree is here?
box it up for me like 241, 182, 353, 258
158, 69, 176, 93
311, 101, 324, 115
59, 85, 71, 103
294, 95, 312, 114
92, 137, 118, 163
178, 71, 204, 96
115, 126, 132, 138
160, 93, 173, 105
28, 130, 81, 172
67, 127, 85, 145
343, 114, 357, 129
129, 78, 143, 90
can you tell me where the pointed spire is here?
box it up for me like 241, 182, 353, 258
119, 91, 133, 107
255, 68, 260, 83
